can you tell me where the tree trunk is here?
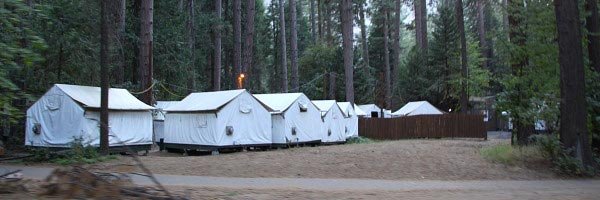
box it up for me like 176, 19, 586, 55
325, 0, 333, 46
318, 0, 323, 41
555, 0, 593, 167
213, 0, 222, 91
508, 0, 531, 145
384, 7, 391, 108
243, 0, 255, 89
310, 0, 316, 43
186, 0, 196, 91
476, 0, 489, 70
290, 0, 299, 92
100, 0, 110, 155
586, 0, 600, 73
112, 0, 126, 84
233, 0, 242, 88
279, 0, 288, 92
139, 0, 154, 105
391, 0, 401, 108
456, 0, 468, 113
414, 0, 427, 51
359, 2, 369, 69
341, 0, 354, 103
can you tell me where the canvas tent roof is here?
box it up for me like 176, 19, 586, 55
253, 93, 305, 113
155, 101, 179, 110
358, 104, 381, 113
54, 84, 153, 110
166, 89, 272, 112
337, 102, 354, 117
392, 101, 444, 116
353, 104, 368, 116
312, 100, 339, 117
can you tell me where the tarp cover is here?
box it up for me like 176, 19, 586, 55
55, 84, 153, 110
337, 102, 359, 138
354, 103, 368, 117
312, 100, 346, 143
358, 104, 382, 118
254, 93, 322, 144
392, 101, 444, 116
165, 89, 246, 112
25, 85, 153, 147
154, 101, 179, 120
164, 90, 272, 146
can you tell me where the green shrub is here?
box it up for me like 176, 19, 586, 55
346, 137, 376, 144
27, 137, 117, 165
480, 144, 545, 165
531, 134, 597, 176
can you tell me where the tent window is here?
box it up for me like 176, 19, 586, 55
226, 126, 234, 136
291, 127, 297, 135
239, 104, 252, 114
298, 102, 308, 112
371, 112, 379, 118
328, 129, 332, 136
33, 123, 41, 135
46, 95, 62, 111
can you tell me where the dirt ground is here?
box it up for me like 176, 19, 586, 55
96, 138, 556, 181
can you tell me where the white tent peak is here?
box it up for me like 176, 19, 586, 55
353, 103, 368, 116
337, 102, 354, 117
312, 100, 341, 117
54, 84, 153, 110
253, 93, 306, 112
392, 101, 444, 116
165, 89, 260, 112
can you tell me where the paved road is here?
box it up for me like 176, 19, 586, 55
2, 165, 599, 192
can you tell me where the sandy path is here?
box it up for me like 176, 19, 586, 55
98, 139, 555, 180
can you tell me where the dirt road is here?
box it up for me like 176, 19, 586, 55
2, 165, 598, 200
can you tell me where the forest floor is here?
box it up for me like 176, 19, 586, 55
92, 138, 557, 181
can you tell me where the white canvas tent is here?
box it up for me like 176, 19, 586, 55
312, 100, 346, 143
253, 93, 322, 145
354, 104, 368, 118
153, 101, 179, 143
25, 84, 154, 149
392, 101, 444, 117
357, 104, 382, 118
163, 90, 273, 149
337, 102, 359, 138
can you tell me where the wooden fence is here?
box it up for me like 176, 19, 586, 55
358, 114, 487, 140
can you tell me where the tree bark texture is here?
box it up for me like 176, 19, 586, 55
186, 0, 196, 91
213, 0, 222, 91
100, 0, 110, 155
391, 0, 401, 108
233, 0, 242, 87
139, 0, 154, 105
384, 7, 391, 108
341, 0, 354, 103
586, 0, 600, 72
414, 0, 427, 51
555, 0, 593, 166
477, 0, 489, 70
243, 0, 256, 88
290, 0, 299, 92
456, 0, 469, 113
279, 0, 288, 92
359, 2, 369, 69
310, 0, 317, 43
111, 0, 126, 84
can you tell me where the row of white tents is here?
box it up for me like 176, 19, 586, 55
25, 84, 364, 152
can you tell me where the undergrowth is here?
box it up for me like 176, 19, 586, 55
346, 136, 377, 144
481, 134, 599, 177
26, 138, 117, 165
